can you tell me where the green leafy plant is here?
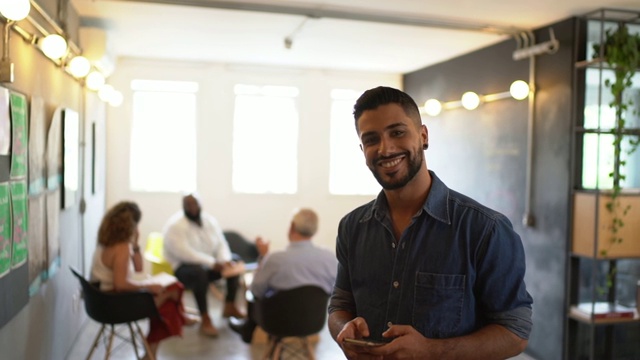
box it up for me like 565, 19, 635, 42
592, 23, 640, 289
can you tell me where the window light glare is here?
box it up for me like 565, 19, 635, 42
510, 80, 530, 100
40, 34, 67, 60
0, 0, 30, 21
461, 92, 480, 110
85, 71, 105, 91
67, 56, 91, 78
424, 99, 442, 116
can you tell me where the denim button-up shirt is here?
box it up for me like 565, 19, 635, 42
329, 171, 533, 341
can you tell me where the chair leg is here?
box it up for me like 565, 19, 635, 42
133, 321, 155, 360
272, 340, 283, 360
104, 325, 116, 360
302, 336, 315, 360
263, 337, 281, 360
127, 323, 141, 359
86, 324, 106, 360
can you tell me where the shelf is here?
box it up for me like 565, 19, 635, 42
572, 191, 640, 258
575, 57, 640, 70
573, 127, 640, 135
575, 58, 607, 69
569, 305, 640, 325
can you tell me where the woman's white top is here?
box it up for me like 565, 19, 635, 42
90, 245, 134, 291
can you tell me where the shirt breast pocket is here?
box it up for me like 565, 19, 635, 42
413, 272, 465, 338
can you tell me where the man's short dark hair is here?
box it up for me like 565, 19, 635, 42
353, 86, 422, 131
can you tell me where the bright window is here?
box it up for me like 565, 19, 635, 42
329, 89, 381, 195
129, 80, 198, 192
581, 69, 640, 189
232, 84, 299, 194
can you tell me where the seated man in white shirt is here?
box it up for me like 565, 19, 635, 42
229, 208, 338, 343
163, 194, 245, 337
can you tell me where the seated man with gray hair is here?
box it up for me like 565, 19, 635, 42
229, 208, 337, 343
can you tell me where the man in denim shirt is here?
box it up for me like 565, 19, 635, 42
328, 86, 533, 359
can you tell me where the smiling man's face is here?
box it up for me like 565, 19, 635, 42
357, 103, 427, 190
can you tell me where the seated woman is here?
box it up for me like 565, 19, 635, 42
90, 201, 194, 360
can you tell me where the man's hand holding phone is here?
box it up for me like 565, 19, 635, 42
343, 338, 389, 347
336, 316, 389, 359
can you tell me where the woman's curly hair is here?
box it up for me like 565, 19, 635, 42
97, 201, 142, 247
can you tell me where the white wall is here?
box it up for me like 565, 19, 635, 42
106, 58, 400, 256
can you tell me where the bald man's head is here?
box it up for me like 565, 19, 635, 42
291, 208, 318, 238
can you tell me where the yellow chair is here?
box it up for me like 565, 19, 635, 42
143, 232, 174, 275
144, 231, 225, 301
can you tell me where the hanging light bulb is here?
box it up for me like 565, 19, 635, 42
108, 90, 123, 107
461, 92, 481, 110
424, 99, 442, 116
85, 71, 105, 91
510, 80, 530, 100
0, 0, 30, 21
98, 84, 114, 102
67, 56, 91, 78
40, 34, 68, 60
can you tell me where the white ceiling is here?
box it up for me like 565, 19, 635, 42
71, 0, 639, 74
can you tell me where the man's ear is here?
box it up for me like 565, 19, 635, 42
421, 124, 429, 148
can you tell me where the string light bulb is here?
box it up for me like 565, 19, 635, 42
85, 71, 105, 91
108, 90, 123, 107
424, 99, 442, 116
0, 0, 30, 21
98, 84, 114, 102
510, 80, 530, 100
461, 91, 481, 110
67, 56, 91, 78
40, 34, 67, 60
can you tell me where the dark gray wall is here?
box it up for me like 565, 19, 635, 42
404, 18, 576, 360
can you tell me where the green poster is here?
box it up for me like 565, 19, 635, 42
10, 92, 28, 179
10, 180, 27, 267
0, 182, 11, 277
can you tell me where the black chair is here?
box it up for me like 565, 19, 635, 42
224, 230, 260, 271
254, 286, 330, 360
70, 266, 159, 360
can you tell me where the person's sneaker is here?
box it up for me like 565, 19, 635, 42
228, 316, 253, 343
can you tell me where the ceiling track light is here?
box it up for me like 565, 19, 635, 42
0, 0, 123, 105
0, 0, 30, 21
39, 33, 67, 60
421, 80, 531, 116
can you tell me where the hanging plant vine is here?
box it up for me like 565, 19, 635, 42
592, 22, 640, 288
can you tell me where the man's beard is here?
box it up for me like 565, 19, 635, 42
185, 211, 202, 226
369, 147, 423, 190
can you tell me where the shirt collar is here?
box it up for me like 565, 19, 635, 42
287, 239, 313, 249
366, 170, 451, 225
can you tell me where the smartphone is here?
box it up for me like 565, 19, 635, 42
343, 338, 387, 347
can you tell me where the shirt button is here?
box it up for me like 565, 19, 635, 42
391, 243, 396, 248
387, 321, 393, 327
393, 281, 399, 288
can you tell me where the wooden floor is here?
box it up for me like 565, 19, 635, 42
65, 289, 344, 360
65, 289, 536, 359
